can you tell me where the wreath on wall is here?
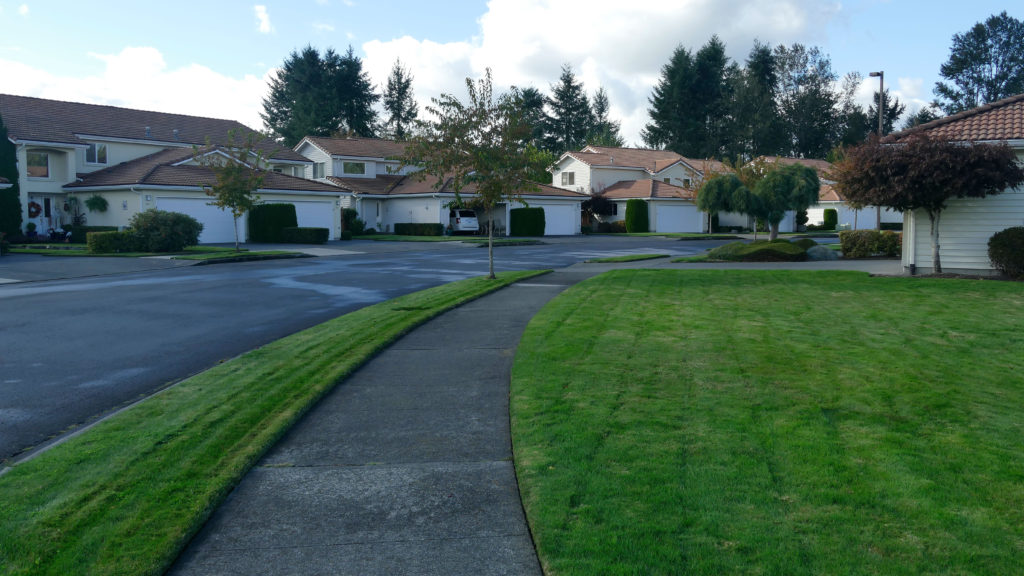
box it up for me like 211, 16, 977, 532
27, 201, 42, 218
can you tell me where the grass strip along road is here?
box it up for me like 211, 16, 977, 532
0, 270, 544, 576
512, 269, 1024, 575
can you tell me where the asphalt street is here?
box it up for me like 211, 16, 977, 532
0, 236, 727, 462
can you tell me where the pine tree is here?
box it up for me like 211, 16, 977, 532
728, 41, 785, 159
0, 113, 22, 237
774, 43, 842, 158
587, 87, 624, 147
335, 46, 379, 137
643, 45, 693, 151
382, 59, 418, 140
512, 86, 548, 147
543, 64, 593, 153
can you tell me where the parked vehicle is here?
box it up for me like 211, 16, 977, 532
449, 209, 479, 234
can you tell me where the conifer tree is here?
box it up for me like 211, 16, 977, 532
0, 113, 22, 237
382, 59, 418, 140
543, 64, 593, 153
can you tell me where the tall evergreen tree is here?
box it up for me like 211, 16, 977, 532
866, 88, 907, 136
382, 59, 418, 140
512, 86, 548, 148
261, 45, 379, 146
0, 113, 22, 237
643, 45, 693, 151
901, 105, 942, 131
587, 87, 624, 147
543, 64, 593, 153
935, 11, 1024, 114
774, 43, 842, 158
728, 41, 785, 159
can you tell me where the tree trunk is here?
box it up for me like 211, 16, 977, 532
233, 214, 240, 252
487, 209, 495, 279
929, 210, 942, 274
768, 221, 779, 241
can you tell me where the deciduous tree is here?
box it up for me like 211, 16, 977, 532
934, 11, 1024, 114
194, 132, 265, 251
835, 134, 1024, 272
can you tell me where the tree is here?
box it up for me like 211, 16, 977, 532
587, 87, 624, 147
728, 41, 785, 159
934, 11, 1024, 114
775, 43, 843, 158
543, 64, 593, 153
381, 59, 418, 140
194, 132, 265, 251
835, 134, 1024, 272
697, 161, 818, 240
901, 105, 942, 131
261, 45, 379, 146
0, 113, 22, 238
402, 69, 550, 278
512, 86, 548, 148
866, 89, 907, 136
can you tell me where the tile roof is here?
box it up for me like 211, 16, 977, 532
757, 156, 835, 179
64, 147, 344, 193
818, 183, 843, 202
680, 156, 731, 175
884, 92, 1024, 143
573, 146, 687, 172
350, 173, 585, 199
598, 179, 696, 200
328, 175, 404, 195
302, 136, 408, 159
0, 93, 308, 162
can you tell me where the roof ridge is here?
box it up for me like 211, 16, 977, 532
0, 93, 250, 125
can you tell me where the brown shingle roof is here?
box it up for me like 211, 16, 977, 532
357, 173, 584, 198
818, 183, 843, 202
575, 146, 688, 173
599, 179, 695, 200
64, 147, 344, 193
885, 93, 1024, 143
0, 93, 308, 162
303, 136, 408, 159
327, 175, 404, 195
757, 156, 835, 179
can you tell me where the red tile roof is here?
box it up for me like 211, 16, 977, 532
818, 183, 843, 202
599, 179, 695, 200
0, 93, 308, 162
885, 92, 1024, 143
64, 147, 344, 193
302, 136, 408, 159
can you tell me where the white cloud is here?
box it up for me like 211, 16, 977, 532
254, 5, 273, 34
0, 47, 269, 131
18, 3, 29, 16
313, 22, 335, 33
360, 0, 847, 145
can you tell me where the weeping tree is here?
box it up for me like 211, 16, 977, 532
401, 69, 549, 279
835, 133, 1024, 273
697, 163, 819, 240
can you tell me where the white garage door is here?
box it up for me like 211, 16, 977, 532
156, 197, 245, 244
538, 204, 576, 236
655, 204, 700, 233
288, 201, 334, 235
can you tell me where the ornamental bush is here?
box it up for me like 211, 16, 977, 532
394, 222, 444, 236
129, 209, 204, 252
624, 199, 649, 233
510, 207, 546, 236
87, 230, 140, 253
342, 208, 366, 235
69, 225, 117, 244
988, 226, 1024, 278
839, 230, 902, 258
823, 209, 838, 230
281, 227, 329, 244
248, 203, 298, 242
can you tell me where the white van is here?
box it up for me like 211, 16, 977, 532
449, 208, 479, 234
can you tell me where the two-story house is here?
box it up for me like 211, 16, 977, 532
0, 94, 348, 242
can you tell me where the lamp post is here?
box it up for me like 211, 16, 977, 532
869, 70, 884, 229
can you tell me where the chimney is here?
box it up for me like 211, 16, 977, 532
145, 126, 151, 138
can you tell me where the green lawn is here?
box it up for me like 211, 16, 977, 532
585, 253, 669, 263
512, 270, 1024, 575
0, 270, 544, 576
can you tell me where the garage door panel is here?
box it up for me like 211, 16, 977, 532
655, 204, 700, 233
289, 201, 333, 234
156, 197, 244, 244
537, 204, 576, 236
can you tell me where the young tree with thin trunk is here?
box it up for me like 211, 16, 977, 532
194, 132, 265, 251
402, 69, 549, 279
835, 134, 1024, 273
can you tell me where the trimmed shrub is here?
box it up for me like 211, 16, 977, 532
706, 240, 807, 262
823, 209, 838, 230
510, 207, 546, 236
342, 208, 365, 235
69, 225, 117, 244
394, 222, 444, 236
129, 209, 204, 252
87, 230, 140, 253
988, 226, 1024, 278
248, 203, 298, 243
340, 230, 353, 241
624, 199, 649, 233
793, 238, 818, 251
839, 230, 902, 258
596, 220, 627, 233
0, 233, 8, 255
281, 227, 329, 244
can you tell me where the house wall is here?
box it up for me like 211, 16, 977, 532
380, 196, 444, 232
807, 202, 902, 229
77, 141, 181, 173
551, 157, 591, 193
295, 144, 332, 179
589, 166, 647, 193
653, 164, 699, 189
903, 188, 1024, 274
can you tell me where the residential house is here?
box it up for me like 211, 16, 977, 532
883, 93, 1024, 275
0, 94, 349, 243
294, 136, 587, 235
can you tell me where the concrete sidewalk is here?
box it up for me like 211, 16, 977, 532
170, 269, 597, 576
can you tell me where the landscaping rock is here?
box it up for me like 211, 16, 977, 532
806, 245, 839, 261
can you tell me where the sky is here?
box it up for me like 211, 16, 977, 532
0, 1, 1019, 148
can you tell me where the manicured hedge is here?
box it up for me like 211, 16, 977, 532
281, 227, 329, 244
823, 208, 838, 230
839, 229, 901, 258
69, 225, 117, 244
87, 230, 140, 253
248, 204, 298, 243
625, 199, 649, 233
988, 226, 1024, 278
511, 207, 546, 236
596, 220, 627, 233
394, 222, 444, 236
706, 240, 808, 262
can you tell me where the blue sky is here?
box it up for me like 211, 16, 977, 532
0, 1, 1019, 146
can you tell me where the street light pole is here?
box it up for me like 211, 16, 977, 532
869, 71, 884, 229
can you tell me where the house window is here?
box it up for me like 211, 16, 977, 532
343, 161, 366, 175
292, 166, 303, 177
27, 151, 49, 178
313, 162, 326, 178
272, 168, 283, 173
663, 178, 671, 184
561, 171, 575, 186
683, 178, 692, 188
86, 143, 107, 164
